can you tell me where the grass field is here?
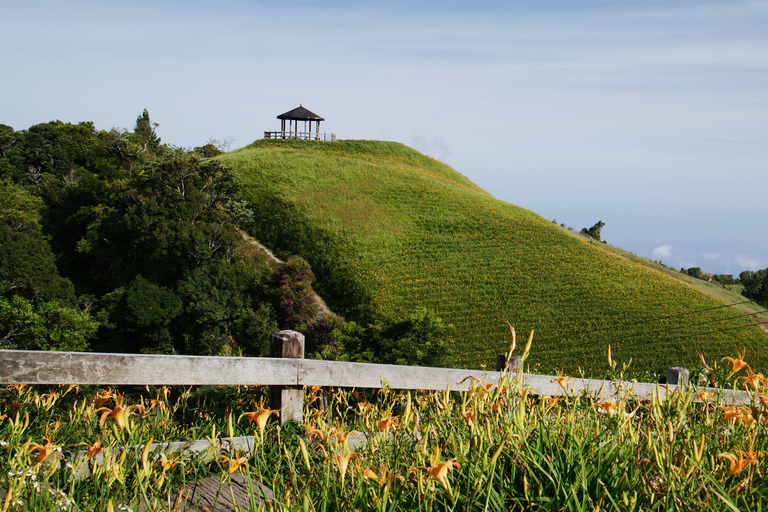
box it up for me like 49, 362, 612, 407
4, 353, 768, 511
219, 140, 768, 377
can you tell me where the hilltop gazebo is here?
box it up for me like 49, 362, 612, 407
264, 105, 336, 141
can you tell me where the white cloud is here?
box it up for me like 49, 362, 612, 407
734, 254, 764, 272
409, 135, 451, 162
652, 245, 674, 259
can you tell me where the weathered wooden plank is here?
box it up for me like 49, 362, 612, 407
298, 359, 501, 391
1, 349, 751, 405
0, 350, 297, 386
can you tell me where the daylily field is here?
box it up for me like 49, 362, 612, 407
2, 347, 767, 511
220, 140, 768, 376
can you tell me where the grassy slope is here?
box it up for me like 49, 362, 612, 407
220, 140, 768, 376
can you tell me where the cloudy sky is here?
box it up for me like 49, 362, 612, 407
2, 1, 766, 275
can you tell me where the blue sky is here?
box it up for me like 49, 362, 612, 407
1, 1, 766, 275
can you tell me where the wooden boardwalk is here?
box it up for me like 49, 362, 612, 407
148, 472, 273, 511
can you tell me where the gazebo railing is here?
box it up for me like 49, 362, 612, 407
264, 131, 336, 141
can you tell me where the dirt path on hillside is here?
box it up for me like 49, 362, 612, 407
239, 230, 332, 318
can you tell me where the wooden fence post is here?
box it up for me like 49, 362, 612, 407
666, 367, 689, 386
269, 330, 305, 424
497, 354, 522, 373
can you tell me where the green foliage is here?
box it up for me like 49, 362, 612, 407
0, 295, 96, 351
713, 273, 736, 286
0, 116, 281, 356
0, 181, 76, 304
580, 220, 605, 241
681, 266, 704, 279
131, 108, 162, 156
334, 307, 454, 367
278, 255, 318, 328
193, 143, 223, 158
741, 268, 768, 307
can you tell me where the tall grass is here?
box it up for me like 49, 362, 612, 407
2, 343, 767, 511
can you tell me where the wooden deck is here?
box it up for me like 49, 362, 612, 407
147, 472, 273, 511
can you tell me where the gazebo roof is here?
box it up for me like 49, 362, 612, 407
277, 105, 324, 121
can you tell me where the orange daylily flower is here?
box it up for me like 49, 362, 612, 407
61, 384, 80, 397
376, 416, 399, 432
758, 394, 768, 407
306, 425, 329, 443
239, 407, 279, 436
23, 440, 59, 465
718, 449, 761, 476
80, 439, 104, 459
357, 401, 374, 413
361, 464, 399, 488
598, 399, 622, 417
461, 407, 477, 431
542, 395, 561, 414
550, 372, 569, 391
334, 452, 360, 483
738, 371, 765, 392
334, 430, 359, 452
157, 452, 183, 472
92, 389, 116, 408
427, 459, 461, 491
695, 391, 714, 402
96, 392, 145, 432
721, 406, 754, 425
722, 352, 750, 376
147, 397, 166, 411
220, 451, 248, 475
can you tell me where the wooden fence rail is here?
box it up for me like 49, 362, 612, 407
0, 330, 752, 423
263, 131, 336, 141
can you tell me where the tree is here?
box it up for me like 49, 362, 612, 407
580, 221, 605, 242
740, 269, 768, 307
132, 109, 162, 155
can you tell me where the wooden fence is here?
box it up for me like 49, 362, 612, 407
0, 330, 751, 423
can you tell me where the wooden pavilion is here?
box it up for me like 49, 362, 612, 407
264, 105, 336, 141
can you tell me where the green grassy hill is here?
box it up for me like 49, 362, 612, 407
219, 139, 768, 377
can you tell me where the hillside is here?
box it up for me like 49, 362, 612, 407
220, 139, 768, 376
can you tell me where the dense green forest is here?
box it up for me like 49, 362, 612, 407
0, 113, 451, 364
